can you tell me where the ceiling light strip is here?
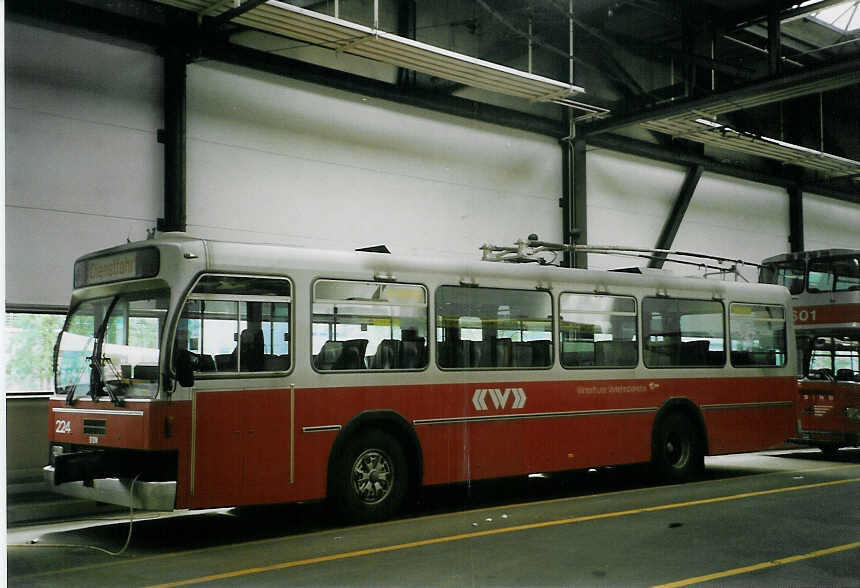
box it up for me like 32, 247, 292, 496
155, 0, 599, 110
641, 119, 860, 177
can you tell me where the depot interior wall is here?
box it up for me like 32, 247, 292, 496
804, 192, 860, 251
587, 148, 806, 281
586, 148, 682, 270
672, 172, 792, 282
185, 61, 562, 257
5, 23, 164, 309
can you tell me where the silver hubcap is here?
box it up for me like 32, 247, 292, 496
666, 432, 690, 469
351, 448, 394, 505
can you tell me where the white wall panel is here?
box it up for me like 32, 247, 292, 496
587, 149, 794, 280
586, 149, 683, 270
673, 173, 790, 281
5, 23, 163, 306
803, 192, 860, 251
186, 62, 561, 257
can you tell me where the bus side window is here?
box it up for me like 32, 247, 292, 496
559, 293, 637, 369
643, 298, 725, 368
729, 304, 787, 368
174, 275, 292, 376
435, 286, 553, 370
312, 280, 428, 371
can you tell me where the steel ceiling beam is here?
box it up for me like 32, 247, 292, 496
579, 56, 860, 137
587, 133, 860, 204
649, 165, 703, 269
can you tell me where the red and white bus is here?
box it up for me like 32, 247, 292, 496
46, 234, 796, 522
760, 249, 860, 454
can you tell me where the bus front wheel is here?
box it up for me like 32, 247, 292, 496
653, 413, 704, 483
331, 429, 408, 523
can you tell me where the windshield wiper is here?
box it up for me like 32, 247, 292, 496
64, 337, 95, 406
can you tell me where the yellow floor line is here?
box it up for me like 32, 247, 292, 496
145, 476, 860, 588
652, 540, 860, 587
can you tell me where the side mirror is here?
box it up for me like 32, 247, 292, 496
175, 349, 197, 388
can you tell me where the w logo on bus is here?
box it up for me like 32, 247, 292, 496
472, 388, 527, 411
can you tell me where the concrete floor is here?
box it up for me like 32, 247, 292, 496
8, 448, 860, 587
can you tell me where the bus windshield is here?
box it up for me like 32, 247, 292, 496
808, 255, 860, 293
55, 290, 169, 402
806, 335, 860, 382
759, 260, 805, 294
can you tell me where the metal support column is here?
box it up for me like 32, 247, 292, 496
788, 185, 804, 253
159, 45, 187, 233
572, 137, 588, 269
560, 135, 572, 268
767, 1, 782, 76
649, 165, 703, 269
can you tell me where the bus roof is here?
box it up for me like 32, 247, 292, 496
78, 233, 793, 304
761, 249, 859, 264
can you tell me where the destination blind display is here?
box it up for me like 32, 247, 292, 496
74, 248, 160, 288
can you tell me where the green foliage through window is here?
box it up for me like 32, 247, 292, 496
5, 312, 66, 394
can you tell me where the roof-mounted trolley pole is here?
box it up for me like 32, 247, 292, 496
481, 237, 761, 281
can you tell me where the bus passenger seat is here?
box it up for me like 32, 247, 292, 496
334, 339, 368, 370
373, 339, 400, 369
512, 342, 533, 367
197, 354, 216, 372
316, 341, 343, 370
680, 340, 709, 365
471, 340, 492, 367
456, 340, 472, 368
530, 340, 552, 366
836, 368, 856, 381
495, 338, 512, 367
401, 338, 425, 368
239, 328, 265, 372
215, 354, 235, 371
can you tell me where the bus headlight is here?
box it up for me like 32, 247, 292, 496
845, 407, 860, 422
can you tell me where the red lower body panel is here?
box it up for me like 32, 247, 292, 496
50, 375, 796, 510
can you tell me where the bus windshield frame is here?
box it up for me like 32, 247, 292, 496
54, 289, 170, 404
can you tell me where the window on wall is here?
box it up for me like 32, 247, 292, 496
5, 311, 67, 397
559, 294, 637, 368
730, 304, 787, 367
435, 286, 552, 369
174, 275, 292, 375
643, 298, 725, 368
312, 280, 428, 371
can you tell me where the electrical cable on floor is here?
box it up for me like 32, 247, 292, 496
10, 473, 141, 556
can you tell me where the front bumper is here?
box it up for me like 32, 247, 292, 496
44, 465, 176, 511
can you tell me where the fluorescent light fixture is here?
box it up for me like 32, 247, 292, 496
154, 0, 608, 116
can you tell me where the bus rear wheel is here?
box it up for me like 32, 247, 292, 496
819, 444, 840, 457
653, 413, 704, 483
331, 429, 408, 524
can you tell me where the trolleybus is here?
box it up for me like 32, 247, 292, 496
760, 249, 860, 454
46, 234, 796, 522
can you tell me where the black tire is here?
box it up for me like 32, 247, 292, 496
819, 444, 840, 457
653, 413, 704, 483
330, 429, 409, 524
